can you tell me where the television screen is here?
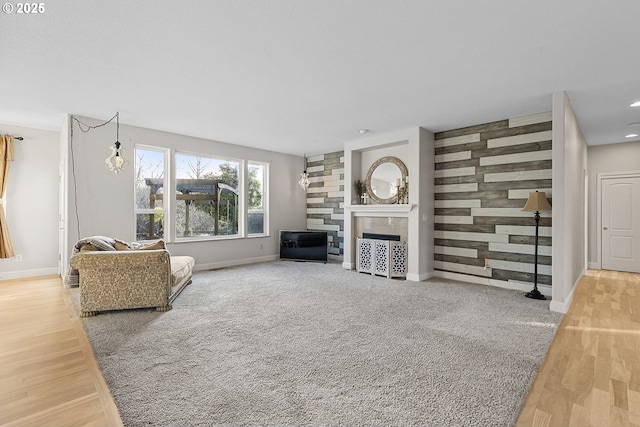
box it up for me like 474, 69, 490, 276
280, 230, 328, 262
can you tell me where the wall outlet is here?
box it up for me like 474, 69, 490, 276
15, 254, 22, 262
259, 243, 263, 250
484, 259, 490, 269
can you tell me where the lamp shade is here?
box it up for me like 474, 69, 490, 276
522, 191, 552, 212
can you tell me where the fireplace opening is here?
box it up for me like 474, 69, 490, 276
362, 232, 401, 241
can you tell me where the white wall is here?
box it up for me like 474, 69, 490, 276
550, 91, 587, 313
0, 123, 60, 280
412, 127, 435, 280
587, 141, 640, 267
64, 116, 306, 270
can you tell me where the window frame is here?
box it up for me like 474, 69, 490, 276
173, 150, 244, 242
247, 160, 269, 237
133, 145, 170, 242
133, 145, 270, 243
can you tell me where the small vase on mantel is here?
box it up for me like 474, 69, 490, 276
354, 179, 365, 205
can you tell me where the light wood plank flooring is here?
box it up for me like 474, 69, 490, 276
1, 271, 638, 426
517, 269, 640, 427
0, 275, 123, 427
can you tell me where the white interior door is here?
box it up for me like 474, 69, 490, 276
602, 176, 640, 273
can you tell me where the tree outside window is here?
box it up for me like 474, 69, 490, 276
135, 147, 167, 241
134, 147, 268, 241
175, 153, 240, 238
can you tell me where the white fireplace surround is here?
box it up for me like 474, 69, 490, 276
342, 127, 435, 281
344, 204, 416, 216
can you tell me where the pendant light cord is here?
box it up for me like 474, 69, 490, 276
68, 112, 120, 240
72, 112, 119, 133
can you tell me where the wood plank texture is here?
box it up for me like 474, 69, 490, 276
306, 151, 345, 255
434, 112, 553, 285
509, 111, 553, 128
516, 269, 640, 427
0, 276, 123, 427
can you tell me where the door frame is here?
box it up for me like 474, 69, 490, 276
596, 170, 640, 270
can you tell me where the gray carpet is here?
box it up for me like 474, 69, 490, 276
74, 261, 562, 427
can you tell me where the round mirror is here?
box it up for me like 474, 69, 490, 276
365, 156, 408, 204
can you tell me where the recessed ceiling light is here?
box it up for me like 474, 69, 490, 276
625, 133, 639, 138
359, 129, 369, 135
629, 122, 640, 126
631, 101, 640, 107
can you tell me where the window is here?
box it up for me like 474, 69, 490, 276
248, 161, 267, 235
175, 153, 241, 238
133, 146, 269, 242
135, 147, 168, 241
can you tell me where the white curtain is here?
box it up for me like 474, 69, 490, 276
0, 134, 15, 258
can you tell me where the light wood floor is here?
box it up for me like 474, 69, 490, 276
1, 271, 638, 426
0, 275, 123, 427
517, 269, 640, 427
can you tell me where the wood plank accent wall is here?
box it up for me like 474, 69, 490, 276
433, 112, 553, 286
305, 151, 345, 255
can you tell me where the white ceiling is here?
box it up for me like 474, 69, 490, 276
1, 1, 639, 156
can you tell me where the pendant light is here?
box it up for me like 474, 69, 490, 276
298, 153, 310, 191
105, 112, 127, 174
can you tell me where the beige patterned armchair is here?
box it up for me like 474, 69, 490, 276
70, 249, 194, 317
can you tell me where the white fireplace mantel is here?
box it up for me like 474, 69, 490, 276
343, 127, 434, 281
345, 204, 416, 217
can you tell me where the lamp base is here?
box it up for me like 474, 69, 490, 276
525, 288, 546, 300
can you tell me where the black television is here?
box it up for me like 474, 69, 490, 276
280, 230, 328, 263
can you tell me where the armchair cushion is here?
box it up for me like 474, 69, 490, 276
170, 256, 195, 287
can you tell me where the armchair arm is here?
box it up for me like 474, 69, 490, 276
71, 249, 173, 315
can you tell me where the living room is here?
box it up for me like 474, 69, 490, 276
2, 2, 640, 426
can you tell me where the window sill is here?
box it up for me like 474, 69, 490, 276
169, 234, 270, 244
172, 235, 242, 244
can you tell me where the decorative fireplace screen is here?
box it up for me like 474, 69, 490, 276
356, 237, 407, 279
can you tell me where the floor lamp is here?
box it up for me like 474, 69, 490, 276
522, 191, 552, 300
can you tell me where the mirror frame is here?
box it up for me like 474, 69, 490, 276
365, 156, 408, 204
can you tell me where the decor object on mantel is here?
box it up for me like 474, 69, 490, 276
353, 179, 365, 204
395, 175, 409, 204
298, 153, 310, 191
522, 191, 552, 300
365, 156, 408, 204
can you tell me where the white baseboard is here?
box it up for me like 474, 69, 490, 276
549, 270, 581, 314
406, 271, 434, 282
194, 255, 279, 272
432, 270, 553, 296
342, 261, 354, 270
549, 297, 570, 314
0, 267, 59, 281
